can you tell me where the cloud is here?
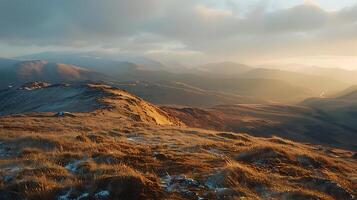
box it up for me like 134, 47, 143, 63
195, 5, 233, 18
0, 0, 356, 63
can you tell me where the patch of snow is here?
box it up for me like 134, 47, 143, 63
126, 136, 144, 143
2, 166, 21, 183
55, 112, 76, 117
57, 189, 72, 200
65, 158, 87, 173
77, 193, 89, 200
94, 190, 110, 199
57, 189, 89, 200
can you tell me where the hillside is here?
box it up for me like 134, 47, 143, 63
163, 103, 357, 150
179, 78, 311, 103
302, 88, 357, 111
0, 101, 356, 200
114, 81, 265, 107
0, 60, 108, 88
300, 89, 357, 133
0, 82, 181, 126
331, 85, 357, 98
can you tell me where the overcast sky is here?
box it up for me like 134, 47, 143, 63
0, 0, 356, 68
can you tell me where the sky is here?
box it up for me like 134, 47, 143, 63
0, 0, 357, 68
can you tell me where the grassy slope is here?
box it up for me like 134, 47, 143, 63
0, 111, 356, 200
163, 104, 357, 151
0, 84, 355, 200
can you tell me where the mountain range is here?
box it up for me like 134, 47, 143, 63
1, 52, 352, 105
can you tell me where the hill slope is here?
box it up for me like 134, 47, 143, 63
0, 60, 108, 88
114, 80, 265, 107
164, 103, 357, 150
0, 82, 355, 200
0, 109, 355, 199
0, 82, 181, 126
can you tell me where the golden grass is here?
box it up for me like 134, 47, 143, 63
0, 112, 356, 200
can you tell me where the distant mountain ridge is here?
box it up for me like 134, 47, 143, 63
17, 52, 165, 74
238, 68, 347, 95
0, 59, 109, 88
1, 52, 353, 104
197, 62, 253, 77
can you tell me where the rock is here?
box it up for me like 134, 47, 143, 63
161, 175, 203, 199
161, 175, 201, 192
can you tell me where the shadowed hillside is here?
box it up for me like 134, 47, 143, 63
113, 81, 265, 107
163, 103, 357, 150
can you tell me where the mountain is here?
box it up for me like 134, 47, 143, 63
302, 88, 357, 111
0, 57, 305, 105
0, 57, 18, 66
175, 77, 312, 103
14, 53, 338, 103
0, 60, 108, 88
197, 62, 253, 77
0, 83, 355, 200
292, 66, 357, 85
112, 68, 313, 103
301, 88, 357, 133
17, 52, 163, 74
332, 85, 357, 98
338, 90, 357, 100
239, 68, 348, 96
